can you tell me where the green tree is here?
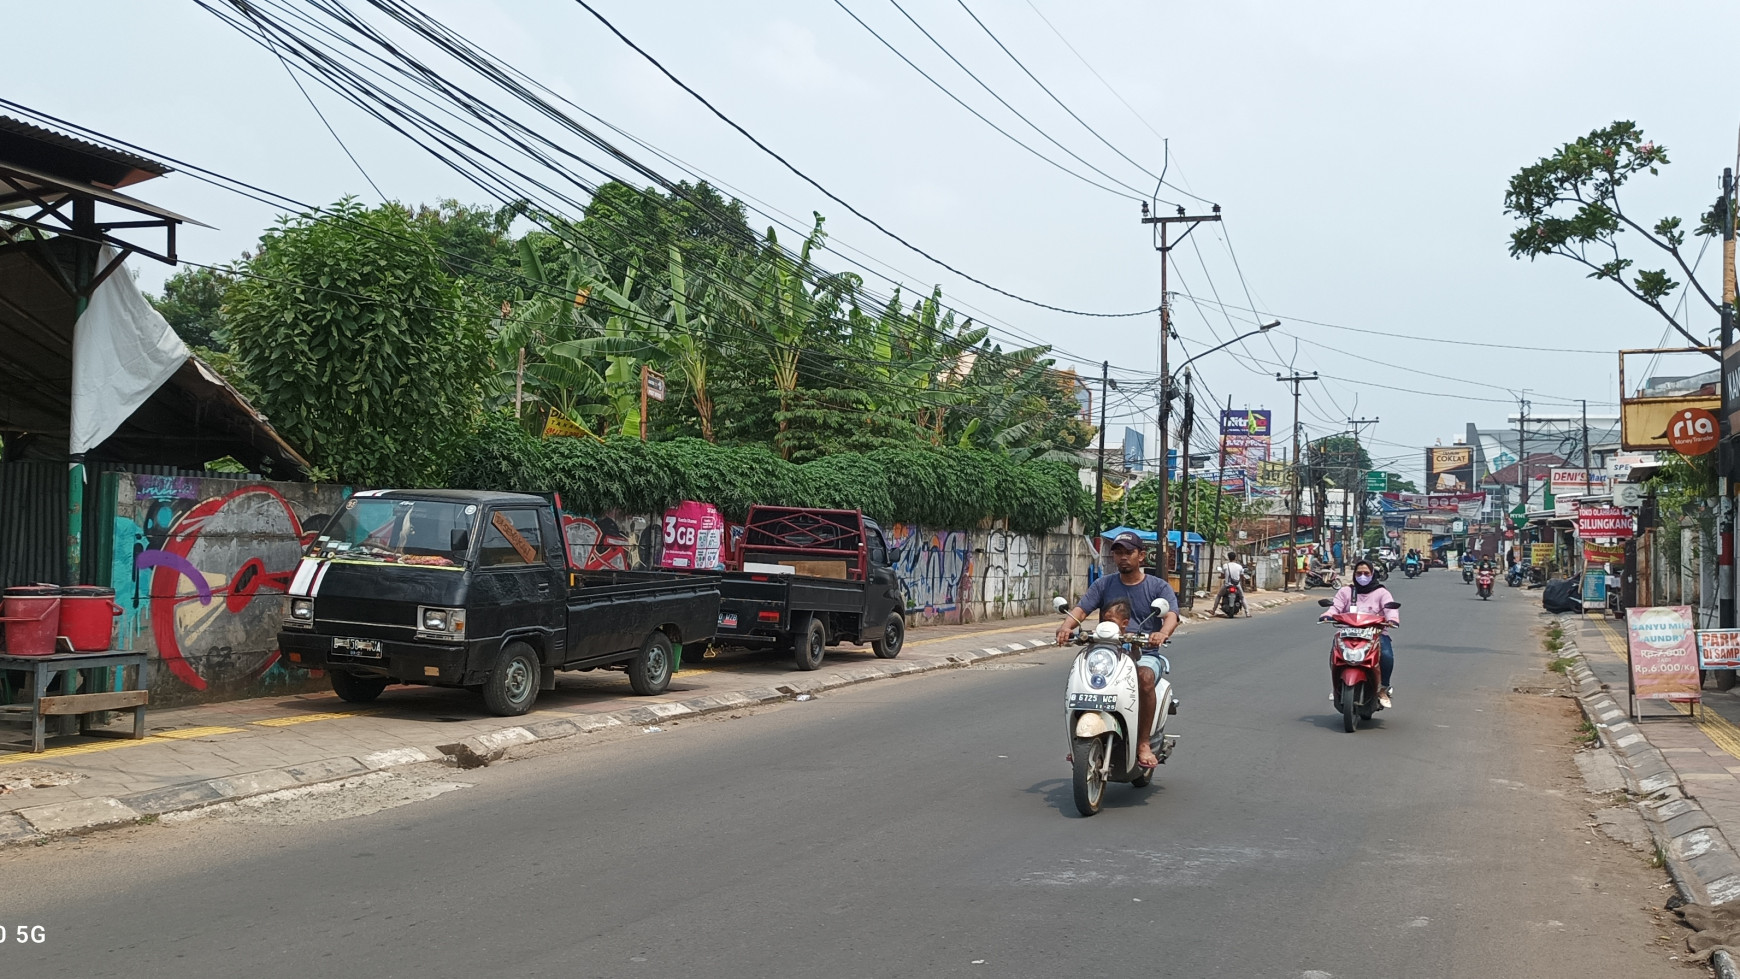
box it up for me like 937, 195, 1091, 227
226, 199, 488, 484
1302, 435, 1372, 488
1504, 121, 1728, 351
410, 199, 525, 306
147, 265, 234, 350
578, 180, 753, 288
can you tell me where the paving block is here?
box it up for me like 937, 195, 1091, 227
1663, 807, 1720, 839
1689, 847, 1740, 888
19, 797, 141, 834
1639, 773, 1680, 794
1707, 874, 1740, 906
1652, 798, 1700, 823
359, 747, 433, 769
1674, 827, 1723, 861
644, 702, 695, 720
775, 677, 828, 696
0, 812, 40, 844
571, 714, 623, 733
280, 756, 369, 784
118, 782, 226, 816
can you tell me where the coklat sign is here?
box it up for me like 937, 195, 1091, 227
1577, 506, 1633, 539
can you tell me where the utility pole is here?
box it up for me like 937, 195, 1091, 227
1580, 399, 1592, 488
1719, 167, 1736, 629
1277, 371, 1319, 590
1093, 360, 1111, 538
1142, 202, 1222, 575
1212, 395, 1233, 569
1348, 416, 1380, 561
1516, 394, 1532, 508
1178, 372, 1197, 603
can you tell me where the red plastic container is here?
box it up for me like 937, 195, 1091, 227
2, 585, 62, 656
59, 585, 121, 652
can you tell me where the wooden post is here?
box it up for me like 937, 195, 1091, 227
640, 364, 649, 442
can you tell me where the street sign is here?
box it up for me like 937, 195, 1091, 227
1509, 503, 1527, 528
645, 370, 667, 402
1450, 518, 1466, 534
1364, 471, 1387, 493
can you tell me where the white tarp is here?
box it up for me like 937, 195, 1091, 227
69, 246, 190, 454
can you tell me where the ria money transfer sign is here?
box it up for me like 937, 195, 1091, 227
1425, 446, 1476, 493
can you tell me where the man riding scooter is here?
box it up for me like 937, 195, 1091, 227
1057, 531, 1181, 769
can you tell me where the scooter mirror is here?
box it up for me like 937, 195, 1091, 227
1317, 598, 1333, 607
1385, 601, 1402, 610
1150, 598, 1170, 617
1052, 596, 1069, 612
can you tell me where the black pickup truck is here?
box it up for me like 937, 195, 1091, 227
706, 506, 907, 671
277, 490, 719, 716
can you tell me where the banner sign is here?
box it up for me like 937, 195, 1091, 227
1550, 468, 1589, 496
1582, 574, 1606, 605
1608, 453, 1658, 483
1220, 410, 1272, 437
1122, 427, 1145, 473
1384, 492, 1484, 511
1697, 629, 1740, 670
1426, 446, 1476, 493
658, 500, 724, 570
1628, 605, 1701, 706
1381, 512, 1409, 530
1583, 541, 1626, 566
1528, 543, 1554, 567
1221, 432, 1270, 479
1578, 506, 1634, 539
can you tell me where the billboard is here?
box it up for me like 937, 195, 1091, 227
1220, 410, 1273, 437
1122, 427, 1145, 472
1425, 446, 1476, 493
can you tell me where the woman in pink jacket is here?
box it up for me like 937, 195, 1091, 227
1320, 559, 1400, 706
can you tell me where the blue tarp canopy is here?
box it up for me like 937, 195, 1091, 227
1099, 526, 1206, 545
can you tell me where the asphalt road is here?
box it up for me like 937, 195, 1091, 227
0, 573, 1692, 978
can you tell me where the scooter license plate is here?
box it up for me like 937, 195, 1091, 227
1067, 693, 1117, 710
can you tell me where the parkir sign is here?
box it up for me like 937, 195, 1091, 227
1666, 406, 1720, 456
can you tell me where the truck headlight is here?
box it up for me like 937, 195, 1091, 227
418, 607, 465, 636
288, 598, 314, 623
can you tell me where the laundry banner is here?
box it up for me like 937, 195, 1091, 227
1628, 605, 1701, 707
1578, 506, 1634, 539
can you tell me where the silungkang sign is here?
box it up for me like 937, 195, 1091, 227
1577, 506, 1634, 539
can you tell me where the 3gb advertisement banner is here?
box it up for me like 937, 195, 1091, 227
1627, 606, 1701, 705
1426, 446, 1476, 493
658, 500, 724, 570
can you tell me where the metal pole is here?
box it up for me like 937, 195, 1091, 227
1721, 167, 1736, 629
1212, 395, 1232, 569
1179, 373, 1195, 598
1094, 360, 1109, 536
1581, 399, 1591, 487
1277, 372, 1318, 588
1157, 225, 1171, 573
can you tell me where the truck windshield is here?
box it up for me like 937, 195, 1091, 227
306, 498, 477, 568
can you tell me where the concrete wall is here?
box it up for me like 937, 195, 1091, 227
888, 520, 1094, 626
109, 474, 351, 706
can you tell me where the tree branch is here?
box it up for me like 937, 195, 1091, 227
1557, 249, 1715, 356
1608, 206, 1722, 314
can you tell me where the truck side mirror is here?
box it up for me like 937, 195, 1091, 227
450, 529, 471, 554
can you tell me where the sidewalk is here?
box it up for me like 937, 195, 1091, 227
0, 592, 1306, 845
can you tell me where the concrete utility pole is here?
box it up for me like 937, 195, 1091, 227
1580, 399, 1592, 488
1142, 203, 1222, 573
1516, 394, 1532, 509
1348, 416, 1380, 559
1719, 167, 1736, 629
1277, 371, 1319, 589
1212, 394, 1233, 569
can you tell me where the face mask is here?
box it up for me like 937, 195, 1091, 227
1354, 573, 1374, 587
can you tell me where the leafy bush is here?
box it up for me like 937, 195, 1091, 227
448, 414, 1086, 533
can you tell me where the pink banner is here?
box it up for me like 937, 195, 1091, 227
1627, 605, 1701, 704
658, 500, 725, 570
1578, 506, 1634, 539
1698, 630, 1740, 671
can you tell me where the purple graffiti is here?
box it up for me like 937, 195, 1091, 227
135, 550, 213, 606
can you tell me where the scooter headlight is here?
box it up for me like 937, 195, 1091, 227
1086, 648, 1118, 677
1341, 646, 1368, 663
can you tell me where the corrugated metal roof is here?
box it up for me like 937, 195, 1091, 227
0, 115, 168, 189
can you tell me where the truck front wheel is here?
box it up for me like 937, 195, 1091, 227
871, 612, 905, 659
482, 641, 541, 716
793, 618, 827, 671
629, 632, 674, 696
330, 671, 388, 704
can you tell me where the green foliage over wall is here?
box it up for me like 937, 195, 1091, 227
449, 414, 1086, 533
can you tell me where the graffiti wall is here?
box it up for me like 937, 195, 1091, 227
887, 521, 1089, 626
109, 473, 352, 706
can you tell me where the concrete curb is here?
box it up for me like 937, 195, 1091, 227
1, 594, 1313, 847
1558, 619, 1740, 978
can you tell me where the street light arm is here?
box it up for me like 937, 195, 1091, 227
1169, 325, 1275, 380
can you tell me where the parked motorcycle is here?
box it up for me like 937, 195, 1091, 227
1219, 582, 1247, 618
1305, 565, 1342, 589
1056, 596, 1179, 816
1476, 567, 1494, 600
1505, 564, 1524, 588
1317, 597, 1401, 733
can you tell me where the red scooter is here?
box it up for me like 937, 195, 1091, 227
1317, 598, 1401, 733
1475, 567, 1494, 600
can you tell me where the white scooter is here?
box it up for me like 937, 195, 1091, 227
1055, 596, 1179, 816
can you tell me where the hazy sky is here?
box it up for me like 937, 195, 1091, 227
9, 0, 1738, 484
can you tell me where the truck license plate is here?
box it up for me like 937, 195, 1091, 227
718, 612, 739, 629
333, 637, 383, 657
1067, 693, 1117, 710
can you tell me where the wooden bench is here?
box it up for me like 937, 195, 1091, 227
0, 651, 150, 753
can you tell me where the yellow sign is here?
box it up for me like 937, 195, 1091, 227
542, 414, 592, 439
1621, 396, 1722, 451
1529, 543, 1554, 567
1101, 477, 1126, 503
